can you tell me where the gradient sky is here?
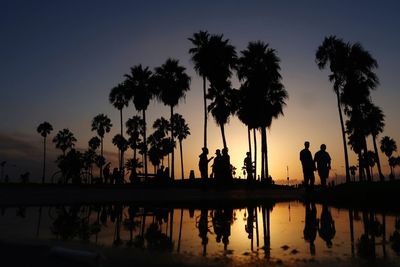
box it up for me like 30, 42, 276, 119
1, 0, 399, 183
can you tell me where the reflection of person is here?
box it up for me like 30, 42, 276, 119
318, 204, 335, 248
199, 148, 214, 180
198, 208, 209, 256
314, 144, 331, 187
212, 209, 233, 250
244, 152, 253, 181
303, 201, 318, 255
300, 141, 315, 191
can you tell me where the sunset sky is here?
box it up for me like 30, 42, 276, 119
1, 0, 399, 183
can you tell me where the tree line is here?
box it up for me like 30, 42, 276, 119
34, 32, 398, 184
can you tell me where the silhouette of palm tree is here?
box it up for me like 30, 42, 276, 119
88, 136, 101, 151
112, 134, 128, 180
125, 65, 155, 180
37, 121, 53, 183
237, 41, 287, 180
316, 36, 379, 183
126, 115, 145, 172
53, 128, 77, 156
91, 114, 112, 180
154, 58, 191, 180
172, 114, 190, 179
365, 103, 385, 181
189, 30, 210, 149
205, 34, 237, 149
380, 136, 397, 179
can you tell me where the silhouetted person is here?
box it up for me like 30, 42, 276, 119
198, 208, 209, 256
199, 147, 214, 181
314, 144, 331, 188
156, 165, 164, 181
243, 152, 253, 181
103, 163, 111, 184
303, 201, 318, 255
111, 168, 119, 184
20, 172, 30, 183
318, 204, 335, 248
163, 167, 170, 182
212, 149, 223, 182
212, 208, 232, 250
300, 141, 315, 191
221, 148, 232, 183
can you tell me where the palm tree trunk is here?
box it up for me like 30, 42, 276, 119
363, 140, 372, 182
248, 127, 252, 170
358, 152, 365, 181
261, 127, 269, 180
349, 208, 355, 256
336, 91, 351, 182
372, 135, 384, 181
203, 76, 207, 149
100, 136, 104, 180
42, 137, 46, 184
120, 109, 124, 179
220, 123, 227, 149
170, 106, 175, 180
253, 129, 257, 180
143, 110, 148, 180
179, 140, 184, 180
177, 208, 184, 252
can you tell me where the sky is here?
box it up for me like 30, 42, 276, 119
0, 0, 399, 183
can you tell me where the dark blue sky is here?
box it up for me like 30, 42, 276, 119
1, 0, 399, 181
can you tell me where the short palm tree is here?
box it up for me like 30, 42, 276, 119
188, 30, 210, 149
125, 65, 155, 179
380, 136, 397, 179
37, 121, 53, 183
172, 113, 190, 179
154, 58, 191, 180
126, 115, 145, 170
112, 134, 128, 180
91, 114, 112, 180
53, 128, 77, 156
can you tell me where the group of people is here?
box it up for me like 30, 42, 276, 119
198, 147, 232, 186
300, 141, 331, 190
102, 163, 124, 184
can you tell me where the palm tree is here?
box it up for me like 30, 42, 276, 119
188, 30, 210, 149
88, 136, 101, 151
109, 83, 130, 136
205, 34, 237, 149
365, 150, 377, 180
316, 36, 379, 183
53, 128, 77, 156
380, 136, 397, 179
91, 114, 112, 180
365, 103, 385, 181
237, 41, 287, 180
126, 115, 145, 170
154, 58, 191, 180
37, 121, 53, 184
112, 134, 128, 181
349, 165, 357, 181
125, 65, 155, 180
172, 114, 190, 179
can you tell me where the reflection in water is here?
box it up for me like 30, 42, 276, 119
1, 202, 400, 265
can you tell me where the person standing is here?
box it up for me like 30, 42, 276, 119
243, 152, 253, 181
314, 144, 331, 188
199, 147, 214, 181
300, 141, 315, 191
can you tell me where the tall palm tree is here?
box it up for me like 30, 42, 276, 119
37, 121, 53, 184
109, 83, 130, 136
52, 128, 77, 156
172, 113, 190, 179
154, 58, 191, 180
188, 30, 210, 149
126, 115, 145, 169
112, 134, 128, 181
380, 136, 397, 179
125, 65, 155, 179
205, 34, 237, 149
316, 36, 379, 183
365, 103, 385, 181
91, 114, 112, 180
237, 41, 287, 180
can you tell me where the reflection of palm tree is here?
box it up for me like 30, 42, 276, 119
53, 128, 77, 156
37, 121, 53, 183
125, 65, 155, 180
154, 59, 191, 180
348, 208, 355, 256
91, 114, 112, 180
349, 165, 357, 182
237, 42, 287, 180
112, 134, 128, 180
172, 114, 190, 179
189, 30, 210, 150
365, 151, 377, 180
380, 136, 397, 179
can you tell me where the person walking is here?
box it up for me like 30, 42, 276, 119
314, 144, 331, 188
300, 141, 315, 191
